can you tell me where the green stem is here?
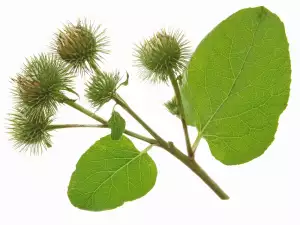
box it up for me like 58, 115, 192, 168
167, 143, 229, 200
48, 124, 107, 130
114, 95, 169, 148
89, 60, 103, 76
123, 130, 157, 145
65, 99, 107, 124
143, 144, 154, 153
114, 95, 228, 199
168, 71, 193, 158
63, 99, 157, 145
88, 62, 229, 200
192, 132, 202, 152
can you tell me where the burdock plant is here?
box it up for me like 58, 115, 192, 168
8, 7, 291, 212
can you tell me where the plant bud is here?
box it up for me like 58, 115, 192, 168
12, 54, 74, 120
8, 107, 53, 154
135, 29, 190, 83
53, 20, 109, 73
85, 70, 120, 108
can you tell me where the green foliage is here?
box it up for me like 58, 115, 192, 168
52, 19, 109, 74
182, 7, 291, 165
68, 135, 157, 211
118, 71, 129, 87
7, 6, 291, 211
108, 111, 126, 140
85, 70, 120, 108
135, 29, 190, 83
8, 106, 53, 154
11, 54, 75, 120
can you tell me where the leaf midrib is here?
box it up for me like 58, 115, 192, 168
82, 147, 149, 207
199, 15, 265, 136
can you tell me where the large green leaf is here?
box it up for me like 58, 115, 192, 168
68, 135, 157, 211
182, 7, 291, 165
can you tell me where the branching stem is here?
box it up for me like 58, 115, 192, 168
168, 71, 194, 158
113, 95, 169, 148
63, 99, 158, 145
167, 142, 229, 199
83, 62, 230, 200
113, 94, 229, 199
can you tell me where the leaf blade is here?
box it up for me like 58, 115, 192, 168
108, 111, 126, 140
68, 135, 157, 211
182, 7, 291, 165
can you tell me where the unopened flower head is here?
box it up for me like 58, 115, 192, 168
8, 107, 53, 155
85, 70, 120, 108
12, 54, 75, 120
53, 19, 109, 73
135, 29, 190, 83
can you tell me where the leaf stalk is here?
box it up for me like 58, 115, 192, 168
192, 132, 202, 152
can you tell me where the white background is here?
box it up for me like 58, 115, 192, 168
0, 0, 299, 224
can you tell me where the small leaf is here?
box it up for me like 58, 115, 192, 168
65, 87, 80, 99
68, 135, 157, 211
182, 7, 291, 165
116, 71, 129, 90
121, 71, 130, 86
124, 71, 129, 86
108, 111, 126, 140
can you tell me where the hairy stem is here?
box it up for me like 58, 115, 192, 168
168, 71, 193, 158
63, 99, 157, 144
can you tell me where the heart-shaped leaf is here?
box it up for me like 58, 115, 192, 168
68, 135, 157, 211
182, 7, 291, 165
